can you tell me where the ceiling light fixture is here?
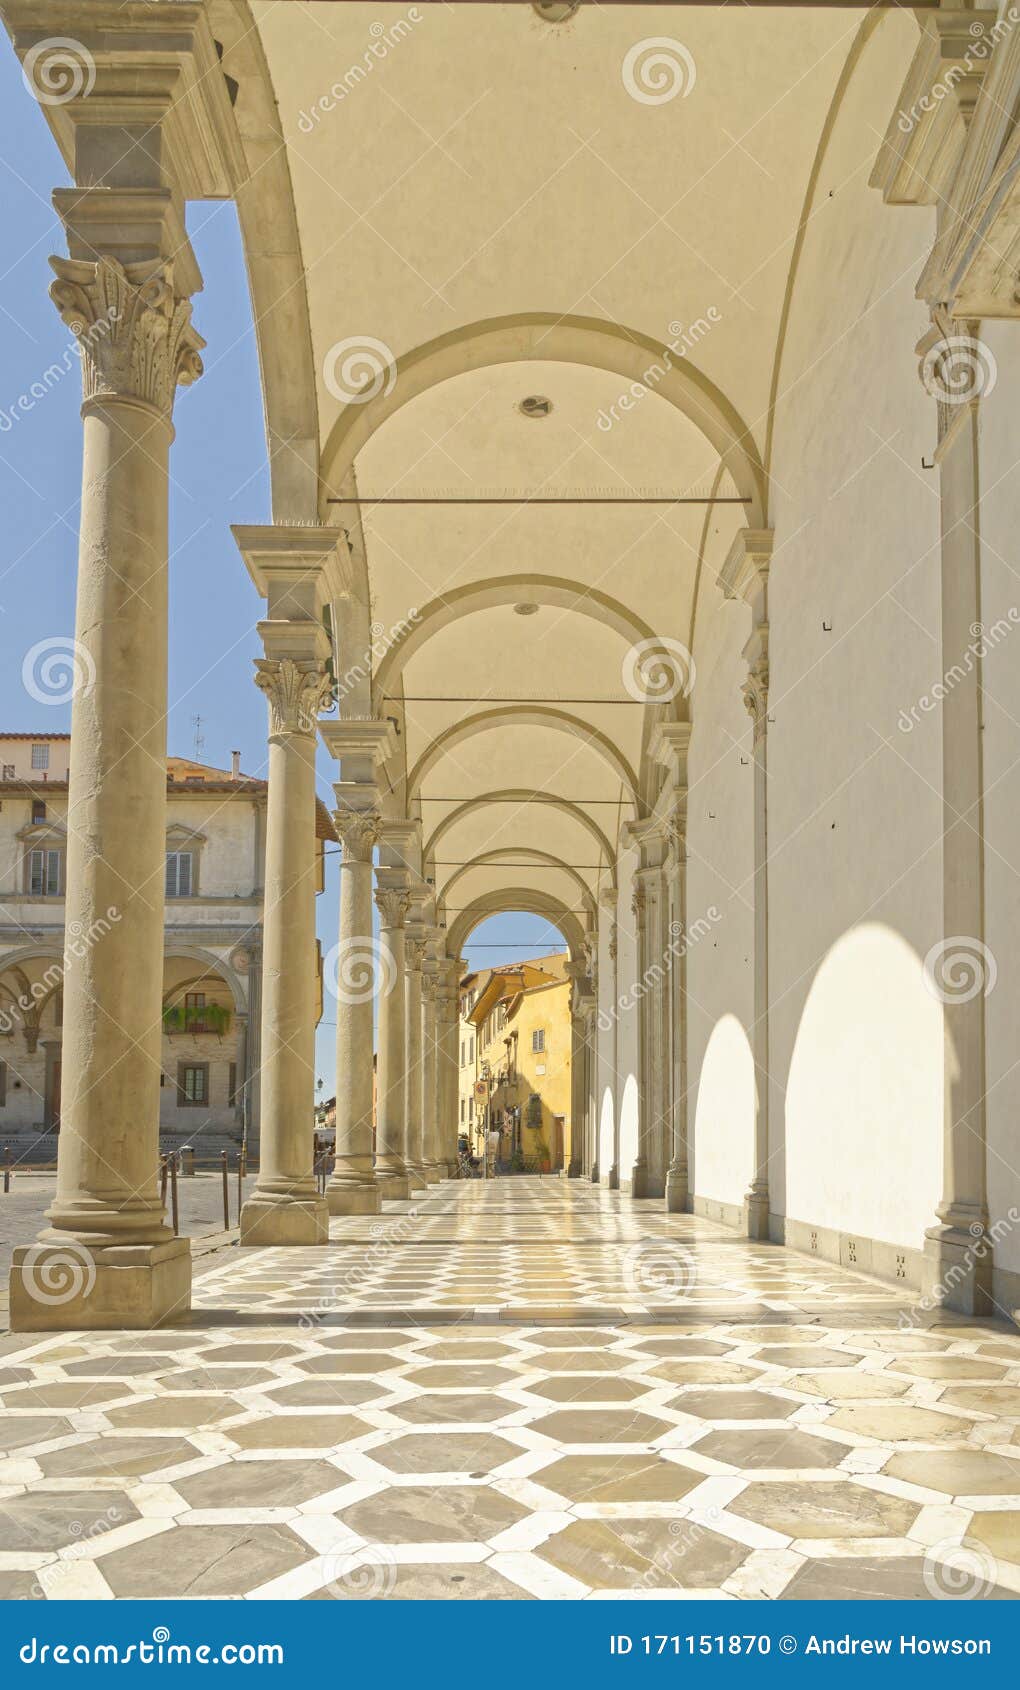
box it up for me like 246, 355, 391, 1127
518, 395, 553, 418
532, 1, 581, 21
513, 603, 540, 617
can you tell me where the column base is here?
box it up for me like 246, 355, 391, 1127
10, 1236, 191, 1332
326, 1182, 381, 1216
406, 1166, 428, 1192
923, 1224, 994, 1316
743, 1188, 770, 1240
423, 1162, 443, 1184
377, 1174, 411, 1201
566, 1158, 583, 1179
608, 1163, 620, 1190
240, 1195, 328, 1246
631, 1163, 665, 1199
665, 1167, 689, 1213
590, 1162, 600, 1184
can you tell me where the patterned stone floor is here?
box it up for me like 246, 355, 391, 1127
2, 1179, 1020, 1600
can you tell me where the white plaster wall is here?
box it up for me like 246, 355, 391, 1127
972, 320, 1020, 1277
766, 17, 943, 1249
166, 797, 261, 897
687, 560, 756, 1213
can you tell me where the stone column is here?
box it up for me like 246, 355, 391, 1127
403, 929, 429, 1192
664, 807, 690, 1212
719, 532, 774, 1240
598, 888, 621, 1190
374, 877, 411, 1200
10, 234, 204, 1330
626, 822, 671, 1200
325, 811, 382, 1215
420, 965, 443, 1182
919, 326, 993, 1313
437, 962, 461, 1174
240, 644, 331, 1246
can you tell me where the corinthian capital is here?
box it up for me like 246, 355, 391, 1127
49, 255, 204, 414
334, 809, 381, 862
405, 936, 427, 973
375, 886, 411, 930
254, 657, 332, 738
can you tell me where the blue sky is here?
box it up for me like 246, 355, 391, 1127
0, 47, 567, 1096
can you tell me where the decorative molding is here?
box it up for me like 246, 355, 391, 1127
254, 657, 332, 739
49, 255, 204, 414
718, 527, 773, 607
741, 655, 770, 744
870, 11, 997, 208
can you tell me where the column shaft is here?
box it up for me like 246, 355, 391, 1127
374, 888, 411, 1199
326, 816, 381, 1215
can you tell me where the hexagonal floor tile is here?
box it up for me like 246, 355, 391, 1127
417, 1342, 517, 1362
527, 1376, 650, 1403
0, 1490, 140, 1552
100, 1522, 311, 1597
387, 1393, 517, 1425
340, 1484, 527, 1543
671, 1389, 798, 1421
308, 1562, 531, 1599
966, 1511, 1020, 1565
38, 1436, 198, 1479
200, 1344, 304, 1363
529, 1407, 674, 1444
630, 1338, 733, 1358
792, 1371, 910, 1400
827, 1405, 974, 1443
0, 1415, 70, 1452
752, 1347, 856, 1369
61, 1357, 169, 1378
2, 1383, 134, 1410
731, 1479, 920, 1538
402, 1365, 517, 1388
538, 1517, 748, 1589
780, 1556, 1015, 1600
648, 1361, 764, 1386
174, 1459, 348, 1509
296, 1353, 404, 1375
105, 1397, 243, 1431
159, 1367, 279, 1391
228, 1414, 369, 1450
528, 1351, 629, 1373
265, 1380, 387, 1408
368, 1433, 521, 1474
693, 1428, 850, 1469
940, 1386, 1020, 1416
884, 1449, 1020, 1494
535, 1453, 703, 1503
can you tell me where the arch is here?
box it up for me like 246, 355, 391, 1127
162, 944, 249, 1013
438, 850, 598, 924
372, 576, 663, 712
319, 313, 767, 524
444, 888, 588, 966
425, 790, 617, 884
408, 707, 641, 801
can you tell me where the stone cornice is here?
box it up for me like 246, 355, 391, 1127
871, 11, 997, 209
234, 525, 352, 617
718, 528, 773, 609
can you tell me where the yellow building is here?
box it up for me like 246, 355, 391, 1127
464, 954, 572, 1172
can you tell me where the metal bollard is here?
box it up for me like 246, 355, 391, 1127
159, 1154, 168, 1208
237, 1151, 242, 1218
169, 1153, 180, 1237
221, 1149, 229, 1230
3, 1146, 10, 1194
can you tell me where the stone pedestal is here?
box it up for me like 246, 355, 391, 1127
10, 1238, 191, 1333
